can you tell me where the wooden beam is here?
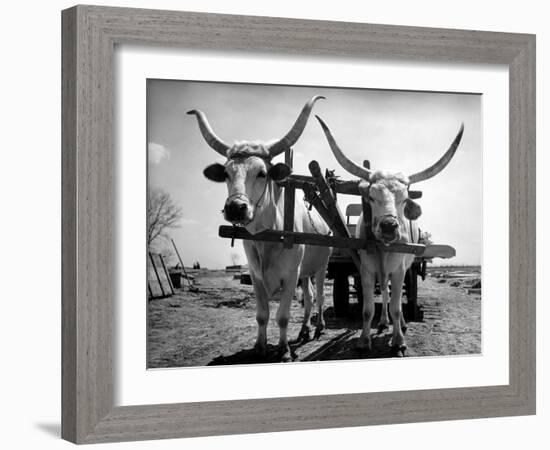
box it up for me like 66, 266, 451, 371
331, 180, 360, 195
309, 161, 362, 270
283, 147, 295, 248
282, 175, 423, 200
219, 226, 426, 255
149, 252, 165, 297
308, 161, 349, 238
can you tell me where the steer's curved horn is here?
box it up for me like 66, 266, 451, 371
187, 109, 231, 157
315, 115, 371, 180
267, 95, 325, 157
408, 123, 464, 184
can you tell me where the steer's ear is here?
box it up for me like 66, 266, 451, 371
404, 198, 422, 220
268, 163, 291, 181
203, 163, 227, 182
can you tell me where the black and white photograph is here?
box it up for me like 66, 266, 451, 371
2, 0, 543, 447
146, 80, 482, 368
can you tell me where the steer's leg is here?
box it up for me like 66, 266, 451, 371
358, 261, 376, 352
389, 266, 407, 356
313, 269, 327, 339
298, 277, 313, 342
249, 273, 270, 357
276, 271, 300, 362
400, 311, 408, 334
377, 276, 390, 333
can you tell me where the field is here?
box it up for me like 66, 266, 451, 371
147, 266, 481, 368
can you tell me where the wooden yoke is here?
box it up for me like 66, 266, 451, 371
255, 156, 426, 262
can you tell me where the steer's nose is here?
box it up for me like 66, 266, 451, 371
224, 200, 249, 222
379, 217, 399, 234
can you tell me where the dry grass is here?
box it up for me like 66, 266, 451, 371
147, 269, 481, 368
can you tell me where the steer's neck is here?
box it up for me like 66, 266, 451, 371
244, 181, 284, 235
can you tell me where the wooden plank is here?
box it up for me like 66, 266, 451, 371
277, 176, 314, 192
346, 204, 363, 217
300, 176, 422, 200
283, 148, 295, 248
308, 162, 350, 237
148, 253, 166, 297
149, 253, 174, 297
331, 179, 361, 196
218, 226, 426, 255
159, 254, 175, 295
147, 257, 163, 298
423, 244, 456, 259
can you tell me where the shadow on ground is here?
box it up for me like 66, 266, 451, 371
206, 324, 400, 365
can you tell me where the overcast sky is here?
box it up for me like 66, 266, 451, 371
147, 80, 481, 269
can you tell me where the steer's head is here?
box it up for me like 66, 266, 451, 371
316, 116, 464, 245
188, 96, 324, 226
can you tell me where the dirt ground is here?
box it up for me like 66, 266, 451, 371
147, 268, 481, 368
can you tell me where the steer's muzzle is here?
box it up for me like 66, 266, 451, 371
223, 199, 253, 225
375, 216, 400, 245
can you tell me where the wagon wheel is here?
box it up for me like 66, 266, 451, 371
333, 272, 350, 317
404, 263, 419, 321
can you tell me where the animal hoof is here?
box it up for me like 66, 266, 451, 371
254, 342, 268, 357
390, 344, 407, 357
298, 326, 311, 343
377, 323, 389, 334
278, 345, 292, 362
356, 339, 371, 354
401, 324, 408, 334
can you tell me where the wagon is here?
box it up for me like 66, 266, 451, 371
218, 148, 455, 322
327, 203, 442, 321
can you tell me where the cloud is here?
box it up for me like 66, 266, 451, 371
148, 142, 170, 164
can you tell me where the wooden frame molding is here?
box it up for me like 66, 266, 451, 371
62, 5, 536, 443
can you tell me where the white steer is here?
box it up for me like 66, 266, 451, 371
188, 96, 331, 361
316, 115, 464, 356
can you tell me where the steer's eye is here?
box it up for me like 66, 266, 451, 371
257, 171, 266, 178
368, 196, 375, 202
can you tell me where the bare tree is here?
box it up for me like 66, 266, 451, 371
147, 187, 183, 246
